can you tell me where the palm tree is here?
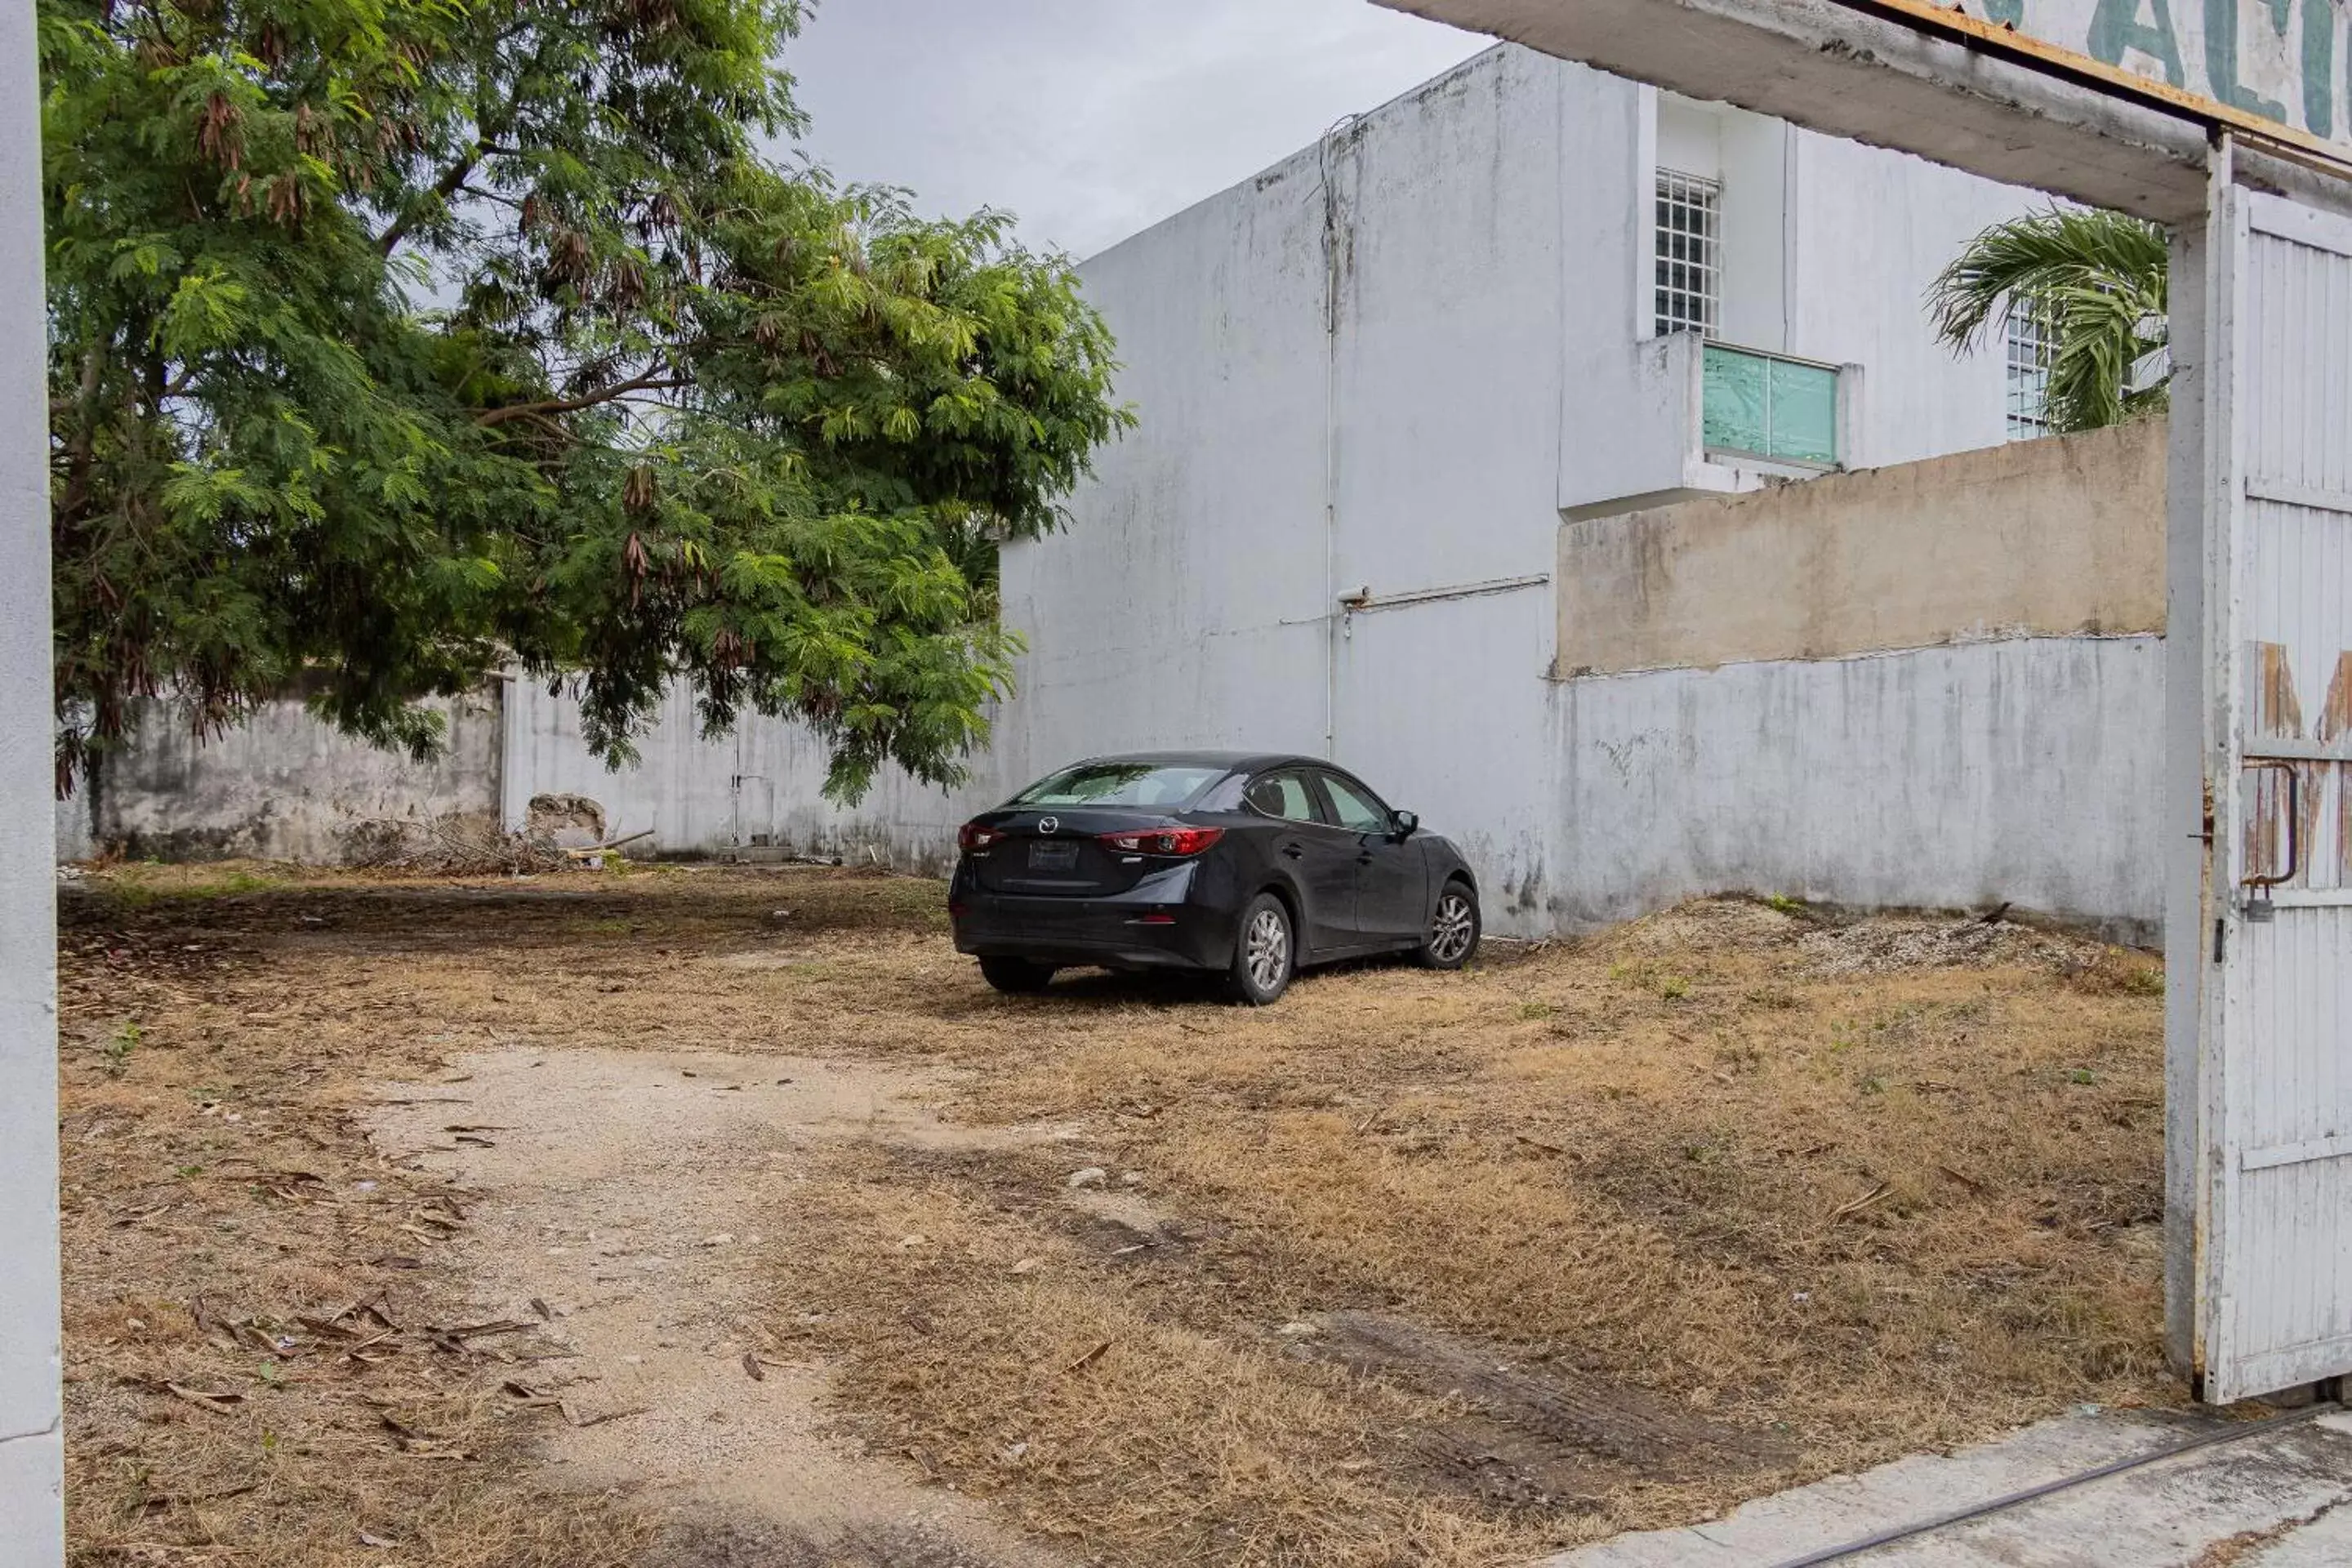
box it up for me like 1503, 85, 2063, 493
1929, 207, 2171, 434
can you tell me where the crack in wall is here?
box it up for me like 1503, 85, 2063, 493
0, 1416, 64, 1447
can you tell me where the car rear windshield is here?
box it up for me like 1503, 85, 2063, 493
1009, 763, 1226, 810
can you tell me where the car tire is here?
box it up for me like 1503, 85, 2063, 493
1226, 892, 1295, 1006
1414, 880, 1481, 970
978, 956, 1057, 995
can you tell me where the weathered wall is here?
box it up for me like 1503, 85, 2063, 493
500, 678, 997, 871
1559, 420, 2169, 676
87, 688, 505, 863
1545, 637, 2166, 942
1, 0, 65, 1549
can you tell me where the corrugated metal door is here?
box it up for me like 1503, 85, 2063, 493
2198, 186, 2352, 1405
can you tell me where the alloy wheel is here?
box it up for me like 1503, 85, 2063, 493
1245, 906, 1290, 993
1428, 892, 1477, 963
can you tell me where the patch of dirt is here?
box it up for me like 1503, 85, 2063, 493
363, 1046, 1067, 1566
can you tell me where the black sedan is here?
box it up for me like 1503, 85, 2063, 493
947, 752, 1481, 1004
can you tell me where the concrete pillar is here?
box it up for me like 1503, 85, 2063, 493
0, 0, 65, 1560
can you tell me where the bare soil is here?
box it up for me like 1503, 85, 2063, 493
57, 862, 2178, 1567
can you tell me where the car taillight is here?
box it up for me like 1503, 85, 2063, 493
958, 822, 1004, 853
1099, 826, 1225, 857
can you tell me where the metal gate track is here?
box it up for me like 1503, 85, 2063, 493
1761, 1402, 2345, 1568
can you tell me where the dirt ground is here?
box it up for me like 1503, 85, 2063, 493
56, 862, 2177, 1567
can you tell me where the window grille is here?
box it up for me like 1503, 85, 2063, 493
1655, 171, 1722, 339
2007, 301, 2056, 439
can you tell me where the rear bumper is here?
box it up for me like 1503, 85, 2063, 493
950, 866, 1232, 972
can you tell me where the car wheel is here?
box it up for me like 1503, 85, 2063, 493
1227, 893, 1295, 1005
1414, 880, 1481, 970
978, 956, 1057, 995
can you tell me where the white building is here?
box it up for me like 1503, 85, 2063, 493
72, 45, 2172, 942
955, 45, 2160, 936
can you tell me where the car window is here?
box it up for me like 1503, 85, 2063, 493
1243, 770, 1321, 824
1319, 773, 1392, 834
1010, 763, 1224, 808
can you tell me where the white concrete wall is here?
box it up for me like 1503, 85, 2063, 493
1, 0, 65, 1553
501, 677, 1003, 872
82, 688, 504, 862
1546, 637, 2167, 942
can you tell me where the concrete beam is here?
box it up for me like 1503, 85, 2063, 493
1374, 0, 2218, 220
0, 0, 65, 1559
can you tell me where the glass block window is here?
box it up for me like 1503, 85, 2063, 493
2006, 301, 2056, 439
1655, 170, 1722, 339
1703, 344, 1840, 467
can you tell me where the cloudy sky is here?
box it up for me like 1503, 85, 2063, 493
782, 1, 1487, 260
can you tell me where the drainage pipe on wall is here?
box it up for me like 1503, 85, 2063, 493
1319, 117, 1356, 763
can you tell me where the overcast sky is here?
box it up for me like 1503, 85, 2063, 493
782, 1, 1487, 260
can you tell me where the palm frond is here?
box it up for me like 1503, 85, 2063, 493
1928, 207, 2170, 433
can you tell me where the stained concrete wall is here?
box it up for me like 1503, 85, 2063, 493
500, 677, 997, 871
1545, 638, 2166, 942
1559, 420, 2169, 677
1, 0, 65, 1551
1542, 422, 2170, 940
86, 687, 505, 863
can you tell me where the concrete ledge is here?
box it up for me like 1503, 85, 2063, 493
0, 1422, 64, 1568
1547, 1410, 2352, 1566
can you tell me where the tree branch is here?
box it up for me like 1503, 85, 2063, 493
474, 371, 690, 428
378, 146, 483, 258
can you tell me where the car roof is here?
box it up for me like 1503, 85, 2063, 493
1065, 750, 1329, 776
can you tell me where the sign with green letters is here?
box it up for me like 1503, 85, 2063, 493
1969, 0, 2348, 141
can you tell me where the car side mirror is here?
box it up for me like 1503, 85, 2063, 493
1392, 810, 1419, 840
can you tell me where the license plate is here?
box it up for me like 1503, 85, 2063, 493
1027, 841, 1081, 871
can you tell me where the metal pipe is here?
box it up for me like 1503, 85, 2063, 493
1337, 573, 1552, 614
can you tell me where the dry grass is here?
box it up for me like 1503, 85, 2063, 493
57, 865, 2175, 1568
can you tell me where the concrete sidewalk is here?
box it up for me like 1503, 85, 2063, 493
1548, 1406, 2352, 1566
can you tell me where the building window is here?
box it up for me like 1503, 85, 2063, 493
1655, 170, 1721, 339
2006, 301, 2056, 439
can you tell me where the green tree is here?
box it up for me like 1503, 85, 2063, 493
42, 0, 1132, 803
1928, 206, 2171, 434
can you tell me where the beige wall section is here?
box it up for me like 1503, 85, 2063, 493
1556, 419, 2167, 677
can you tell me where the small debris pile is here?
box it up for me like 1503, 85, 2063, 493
1795, 913, 2091, 978
341, 817, 572, 876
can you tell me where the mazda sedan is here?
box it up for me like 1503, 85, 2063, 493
947, 752, 1481, 1004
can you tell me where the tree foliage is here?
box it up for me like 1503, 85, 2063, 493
1928, 206, 2171, 435
42, 0, 1132, 801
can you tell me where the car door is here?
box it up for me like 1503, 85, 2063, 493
1242, 768, 1356, 956
1315, 770, 1427, 943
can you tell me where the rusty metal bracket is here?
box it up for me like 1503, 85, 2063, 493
2243, 760, 2303, 906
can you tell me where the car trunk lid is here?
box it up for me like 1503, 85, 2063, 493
968, 809, 1184, 897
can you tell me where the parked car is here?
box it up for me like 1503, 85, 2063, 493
947, 751, 1481, 1004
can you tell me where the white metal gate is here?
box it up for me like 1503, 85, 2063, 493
2196, 182, 2352, 1405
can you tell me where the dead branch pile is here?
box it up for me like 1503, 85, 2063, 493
340, 817, 572, 876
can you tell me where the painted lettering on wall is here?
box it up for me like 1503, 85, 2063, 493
1982, 0, 2350, 145
2245, 641, 2352, 887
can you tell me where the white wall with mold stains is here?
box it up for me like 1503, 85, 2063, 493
78, 688, 507, 864
1544, 637, 2167, 943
